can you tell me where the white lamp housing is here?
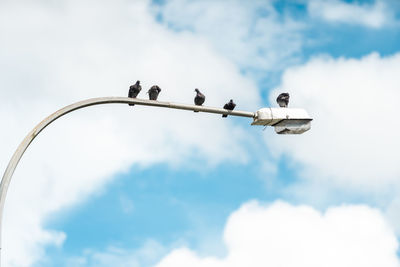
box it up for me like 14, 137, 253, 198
251, 108, 313, 134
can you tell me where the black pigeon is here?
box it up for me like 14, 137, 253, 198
222, 99, 236, 118
148, 85, 161, 100
277, 93, 289, 108
194, 89, 205, 112
128, 80, 142, 106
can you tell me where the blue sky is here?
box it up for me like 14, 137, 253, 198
1, 0, 400, 266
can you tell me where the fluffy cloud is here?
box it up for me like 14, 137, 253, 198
155, 201, 399, 267
308, 0, 394, 28
153, 0, 305, 74
0, 0, 261, 266
268, 52, 400, 193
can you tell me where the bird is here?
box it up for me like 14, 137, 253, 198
128, 80, 142, 106
194, 89, 205, 112
222, 99, 236, 117
276, 93, 289, 108
148, 85, 161, 100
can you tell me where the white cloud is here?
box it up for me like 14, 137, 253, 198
308, 0, 394, 28
267, 52, 400, 193
155, 201, 400, 267
0, 0, 261, 266
153, 0, 305, 74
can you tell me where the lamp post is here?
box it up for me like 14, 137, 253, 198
0, 96, 312, 265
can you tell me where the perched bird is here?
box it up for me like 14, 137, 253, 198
222, 99, 236, 118
277, 93, 289, 108
194, 89, 205, 112
148, 85, 161, 100
128, 80, 142, 106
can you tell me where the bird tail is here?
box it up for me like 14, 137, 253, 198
222, 114, 228, 118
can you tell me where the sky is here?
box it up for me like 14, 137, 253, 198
0, 0, 400, 266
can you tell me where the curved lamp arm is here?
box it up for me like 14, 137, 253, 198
0, 96, 255, 266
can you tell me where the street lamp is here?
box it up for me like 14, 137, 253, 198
252, 107, 312, 134
0, 96, 312, 266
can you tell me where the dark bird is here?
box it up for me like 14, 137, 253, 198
148, 85, 161, 100
128, 80, 142, 106
277, 93, 289, 108
222, 99, 236, 118
194, 89, 205, 112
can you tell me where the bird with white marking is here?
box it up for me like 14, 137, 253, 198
277, 93, 289, 108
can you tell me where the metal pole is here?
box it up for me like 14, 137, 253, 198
0, 96, 255, 265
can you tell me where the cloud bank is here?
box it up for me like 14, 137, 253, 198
268, 52, 400, 192
155, 201, 399, 267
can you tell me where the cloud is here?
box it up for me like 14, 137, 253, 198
0, 0, 261, 266
267, 52, 400, 194
153, 0, 305, 75
155, 201, 399, 267
308, 0, 394, 28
